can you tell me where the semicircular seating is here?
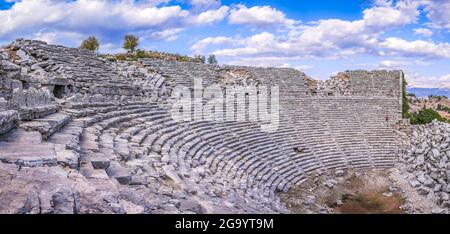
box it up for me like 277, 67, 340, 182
0, 40, 402, 214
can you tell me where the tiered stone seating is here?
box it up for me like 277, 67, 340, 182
0, 40, 404, 214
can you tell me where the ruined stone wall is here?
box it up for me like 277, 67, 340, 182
142, 58, 403, 124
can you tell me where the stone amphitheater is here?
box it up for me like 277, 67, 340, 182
0, 39, 406, 213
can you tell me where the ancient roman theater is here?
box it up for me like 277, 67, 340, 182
1, 39, 448, 214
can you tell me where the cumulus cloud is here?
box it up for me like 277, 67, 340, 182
377, 60, 410, 69
227, 56, 312, 69
212, 32, 292, 57
149, 28, 184, 41
379, 37, 450, 58
424, 0, 450, 30
193, 0, 450, 61
406, 72, 450, 89
362, 0, 420, 31
413, 28, 433, 37
0, 0, 230, 45
228, 5, 296, 26
190, 36, 237, 53
189, 6, 229, 25
32, 30, 85, 46
0, 1, 188, 33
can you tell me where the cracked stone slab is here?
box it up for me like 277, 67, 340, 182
0, 142, 57, 167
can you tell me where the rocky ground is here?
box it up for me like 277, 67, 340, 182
279, 168, 446, 214
280, 120, 450, 214
279, 169, 400, 214
398, 120, 450, 213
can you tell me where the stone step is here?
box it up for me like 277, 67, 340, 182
106, 162, 132, 185
0, 141, 57, 167
20, 112, 72, 139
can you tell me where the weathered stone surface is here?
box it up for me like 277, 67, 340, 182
0, 163, 76, 214
0, 98, 8, 110
90, 153, 111, 169
0, 141, 57, 167
106, 162, 132, 185
0, 39, 405, 214
400, 120, 450, 212
0, 110, 18, 134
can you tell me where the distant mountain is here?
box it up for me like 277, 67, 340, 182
407, 87, 450, 98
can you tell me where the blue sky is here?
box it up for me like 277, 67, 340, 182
1, 0, 450, 88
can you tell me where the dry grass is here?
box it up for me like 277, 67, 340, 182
6, 48, 19, 60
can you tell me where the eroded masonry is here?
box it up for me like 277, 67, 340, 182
0, 39, 403, 213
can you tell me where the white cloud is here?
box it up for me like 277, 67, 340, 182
406, 72, 450, 89
149, 28, 184, 41
379, 37, 450, 58
0, 0, 230, 43
190, 6, 229, 25
32, 30, 85, 46
294, 65, 314, 71
227, 56, 309, 68
228, 5, 295, 26
193, 1, 449, 61
377, 60, 409, 69
0, 0, 188, 36
212, 32, 292, 57
424, 0, 450, 30
101, 42, 125, 54
190, 36, 237, 53
362, 0, 420, 31
414, 28, 433, 37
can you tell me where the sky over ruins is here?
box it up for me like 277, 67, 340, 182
0, 0, 449, 89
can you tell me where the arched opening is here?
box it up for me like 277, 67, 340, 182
53, 85, 65, 99
21, 81, 30, 90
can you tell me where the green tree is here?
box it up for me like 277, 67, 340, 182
207, 54, 218, 65
80, 36, 100, 51
123, 35, 139, 53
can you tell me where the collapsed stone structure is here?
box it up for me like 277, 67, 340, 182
0, 39, 403, 213
399, 120, 450, 212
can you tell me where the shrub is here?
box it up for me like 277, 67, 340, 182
115, 54, 127, 61
123, 35, 139, 53
177, 55, 190, 62
409, 108, 447, 125
136, 50, 147, 59
80, 36, 99, 51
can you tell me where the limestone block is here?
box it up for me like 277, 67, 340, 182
0, 75, 11, 90
16, 49, 32, 62
0, 110, 18, 134
1, 60, 20, 71
11, 88, 27, 108
0, 97, 8, 110
26, 87, 38, 107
